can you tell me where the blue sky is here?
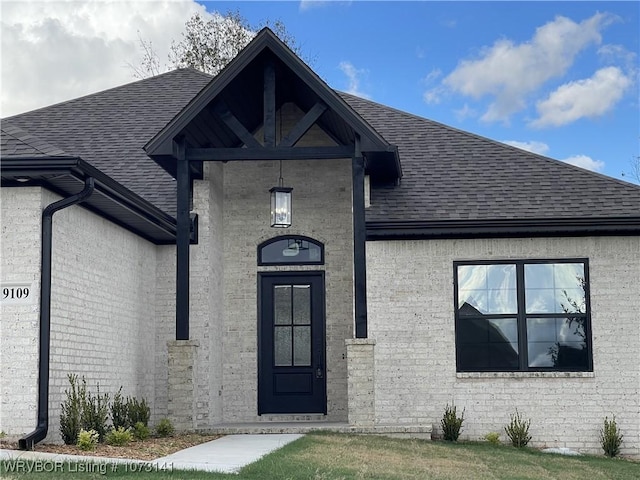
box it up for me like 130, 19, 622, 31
2, 1, 638, 182
209, 1, 639, 182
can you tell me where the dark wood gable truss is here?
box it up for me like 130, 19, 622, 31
145, 28, 401, 342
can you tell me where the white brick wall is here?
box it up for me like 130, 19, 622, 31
1, 187, 43, 434
367, 236, 640, 455
1, 187, 159, 442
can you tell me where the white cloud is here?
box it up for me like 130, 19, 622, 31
453, 104, 477, 122
530, 67, 632, 128
502, 140, 550, 155
1, 0, 207, 117
299, 1, 351, 12
440, 13, 610, 123
338, 61, 371, 99
562, 155, 605, 172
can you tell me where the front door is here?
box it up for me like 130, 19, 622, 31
258, 272, 326, 414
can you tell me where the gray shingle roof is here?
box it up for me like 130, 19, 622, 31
1, 123, 69, 158
3, 69, 639, 228
3, 68, 212, 214
339, 93, 640, 223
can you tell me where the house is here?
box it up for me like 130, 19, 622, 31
2, 29, 639, 456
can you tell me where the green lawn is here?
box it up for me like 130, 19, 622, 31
2, 433, 639, 479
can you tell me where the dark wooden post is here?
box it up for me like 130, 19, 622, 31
264, 60, 276, 147
352, 138, 368, 338
175, 137, 190, 340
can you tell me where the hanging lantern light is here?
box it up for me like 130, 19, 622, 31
270, 161, 292, 228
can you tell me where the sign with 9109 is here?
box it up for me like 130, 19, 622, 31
1, 283, 34, 305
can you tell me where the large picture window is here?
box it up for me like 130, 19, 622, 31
454, 260, 592, 372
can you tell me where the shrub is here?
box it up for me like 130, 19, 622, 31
60, 374, 84, 444
133, 421, 150, 441
441, 403, 464, 441
127, 396, 151, 427
155, 418, 174, 438
80, 382, 110, 442
600, 416, 623, 458
111, 387, 129, 430
484, 432, 501, 445
105, 426, 133, 446
76, 429, 99, 451
505, 409, 532, 447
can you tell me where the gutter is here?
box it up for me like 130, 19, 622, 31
19, 177, 95, 450
366, 217, 640, 240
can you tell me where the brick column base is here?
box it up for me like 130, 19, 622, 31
345, 338, 375, 427
167, 340, 199, 431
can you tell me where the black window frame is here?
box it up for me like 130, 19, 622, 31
258, 235, 324, 266
453, 258, 593, 373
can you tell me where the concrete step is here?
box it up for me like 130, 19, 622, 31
206, 422, 433, 439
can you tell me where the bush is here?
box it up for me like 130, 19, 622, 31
133, 422, 150, 441
111, 387, 129, 430
441, 403, 464, 441
127, 396, 151, 427
105, 426, 134, 446
60, 374, 84, 444
600, 416, 623, 458
76, 429, 99, 451
81, 382, 110, 442
505, 409, 532, 447
155, 418, 174, 438
484, 432, 501, 445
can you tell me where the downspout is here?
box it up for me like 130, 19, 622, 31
19, 177, 95, 450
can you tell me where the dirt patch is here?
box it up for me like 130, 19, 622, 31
0, 434, 221, 461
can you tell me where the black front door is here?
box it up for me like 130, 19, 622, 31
258, 272, 326, 414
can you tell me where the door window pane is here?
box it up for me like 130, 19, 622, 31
274, 285, 291, 325
274, 326, 292, 366
293, 285, 311, 325
293, 326, 311, 366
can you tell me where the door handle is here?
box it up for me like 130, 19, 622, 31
315, 366, 324, 379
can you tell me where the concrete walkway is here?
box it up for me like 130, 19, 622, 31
0, 434, 304, 474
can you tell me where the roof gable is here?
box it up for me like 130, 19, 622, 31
144, 28, 400, 181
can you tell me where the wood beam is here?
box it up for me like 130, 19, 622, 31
186, 145, 353, 161
352, 139, 368, 338
175, 137, 190, 340
264, 60, 276, 147
279, 102, 327, 147
212, 101, 262, 148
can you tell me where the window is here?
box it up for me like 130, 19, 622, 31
454, 260, 591, 372
258, 236, 324, 266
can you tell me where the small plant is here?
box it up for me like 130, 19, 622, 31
80, 381, 110, 442
484, 431, 501, 445
0, 431, 7, 439
60, 374, 84, 445
441, 403, 464, 441
600, 416, 623, 458
76, 429, 99, 451
105, 426, 133, 446
505, 409, 532, 447
155, 418, 174, 438
133, 421, 150, 441
111, 387, 129, 430
127, 396, 151, 427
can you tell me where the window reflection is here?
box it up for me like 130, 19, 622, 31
525, 263, 585, 314
458, 264, 517, 315
527, 317, 587, 368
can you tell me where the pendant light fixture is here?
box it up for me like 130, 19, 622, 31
269, 160, 292, 228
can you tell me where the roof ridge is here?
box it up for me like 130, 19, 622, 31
339, 91, 640, 192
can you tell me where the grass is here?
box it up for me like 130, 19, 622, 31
2, 433, 639, 479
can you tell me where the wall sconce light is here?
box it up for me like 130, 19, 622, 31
270, 160, 292, 228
